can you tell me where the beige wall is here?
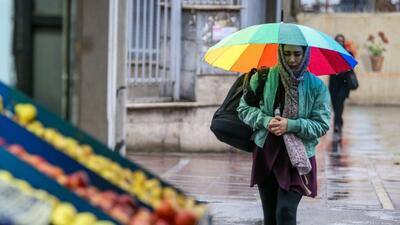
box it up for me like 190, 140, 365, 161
298, 13, 400, 105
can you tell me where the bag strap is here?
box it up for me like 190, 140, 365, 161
255, 67, 269, 103
243, 68, 258, 89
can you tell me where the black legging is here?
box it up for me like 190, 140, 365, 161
257, 174, 302, 225
329, 73, 349, 131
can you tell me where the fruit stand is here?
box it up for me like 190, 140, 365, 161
0, 82, 212, 225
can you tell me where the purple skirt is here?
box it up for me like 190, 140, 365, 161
250, 133, 318, 198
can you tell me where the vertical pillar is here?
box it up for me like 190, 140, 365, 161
109, 0, 128, 154
171, 0, 182, 101
74, 0, 127, 151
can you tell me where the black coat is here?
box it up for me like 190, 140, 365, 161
329, 70, 351, 100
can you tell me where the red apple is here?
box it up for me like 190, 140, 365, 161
41, 165, 64, 179
102, 190, 118, 202
24, 155, 45, 166
86, 186, 98, 198
89, 192, 103, 207
155, 201, 176, 223
129, 218, 151, 225
174, 210, 197, 225
74, 187, 90, 199
57, 174, 68, 186
98, 197, 115, 212
66, 171, 89, 188
7, 144, 27, 157
110, 204, 133, 224
117, 194, 137, 209
129, 209, 153, 225
37, 163, 54, 176
154, 219, 170, 225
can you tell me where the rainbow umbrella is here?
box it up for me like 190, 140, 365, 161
204, 23, 357, 75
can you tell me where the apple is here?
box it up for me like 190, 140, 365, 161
50, 166, 64, 179
79, 144, 93, 157
100, 191, 118, 211
144, 179, 161, 190
129, 209, 153, 225
191, 205, 206, 219
94, 221, 116, 225
174, 210, 197, 225
24, 155, 45, 166
14, 103, 37, 125
97, 197, 115, 212
74, 187, 90, 199
155, 201, 176, 223
7, 144, 27, 157
26, 121, 45, 137
162, 187, 178, 201
102, 190, 118, 202
129, 218, 152, 225
100, 170, 116, 180
109, 204, 133, 224
71, 212, 97, 225
37, 163, 53, 175
86, 186, 99, 198
43, 128, 58, 143
117, 194, 137, 209
89, 191, 103, 207
57, 174, 68, 186
154, 219, 170, 225
38, 164, 64, 179
0, 170, 13, 182
51, 202, 77, 225
66, 171, 89, 189
53, 134, 68, 150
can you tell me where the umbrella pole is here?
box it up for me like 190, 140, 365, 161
281, 9, 284, 22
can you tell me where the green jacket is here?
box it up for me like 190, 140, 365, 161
237, 66, 331, 158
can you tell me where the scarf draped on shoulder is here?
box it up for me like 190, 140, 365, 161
277, 44, 312, 176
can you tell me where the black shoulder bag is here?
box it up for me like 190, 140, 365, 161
345, 70, 359, 90
210, 68, 269, 152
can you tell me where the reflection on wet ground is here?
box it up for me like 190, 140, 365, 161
323, 106, 400, 210
128, 106, 400, 224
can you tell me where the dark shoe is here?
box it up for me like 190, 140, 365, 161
334, 125, 342, 134
333, 125, 342, 142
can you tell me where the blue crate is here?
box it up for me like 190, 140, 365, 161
0, 114, 153, 210
0, 81, 187, 196
0, 147, 121, 224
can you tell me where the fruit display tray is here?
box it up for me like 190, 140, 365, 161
0, 82, 212, 225
0, 114, 151, 209
0, 82, 185, 196
0, 147, 121, 224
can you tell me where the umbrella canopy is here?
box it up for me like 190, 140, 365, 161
204, 23, 358, 75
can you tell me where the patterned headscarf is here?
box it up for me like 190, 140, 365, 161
277, 44, 312, 176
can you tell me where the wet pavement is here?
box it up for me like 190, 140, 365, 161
127, 105, 400, 225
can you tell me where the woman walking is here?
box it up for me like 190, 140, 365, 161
329, 34, 353, 136
237, 44, 331, 225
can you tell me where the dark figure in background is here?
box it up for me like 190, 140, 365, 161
329, 34, 353, 136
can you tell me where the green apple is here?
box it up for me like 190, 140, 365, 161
52, 203, 77, 225
0, 170, 13, 182
71, 212, 97, 225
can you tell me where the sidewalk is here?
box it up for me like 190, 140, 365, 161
127, 106, 400, 225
